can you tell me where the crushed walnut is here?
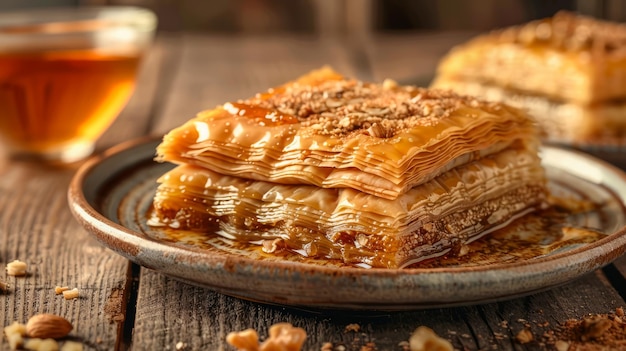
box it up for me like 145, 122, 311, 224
494, 10, 626, 57
515, 328, 534, 344
242, 79, 504, 139
54, 286, 70, 295
23, 338, 59, 351
227, 323, 306, 351
4, 321, 27, 350
62, 288, 79, 300
6, 260, 27, 276
0, 279, 8, 292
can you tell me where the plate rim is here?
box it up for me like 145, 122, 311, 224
68, 137, 626, 309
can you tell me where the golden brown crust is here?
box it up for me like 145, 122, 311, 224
492, 11, 626, 58
434, 11, 626, 105
157, 67, 538, 199
243, 76, 512, 139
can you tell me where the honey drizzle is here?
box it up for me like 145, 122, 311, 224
146, 197, 609, 269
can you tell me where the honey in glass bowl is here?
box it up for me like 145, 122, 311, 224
0, 6, 156, 163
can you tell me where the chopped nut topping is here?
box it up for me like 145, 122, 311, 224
243, 79, 502, 139
6, 260, 27, 276
493, 11, 626, 57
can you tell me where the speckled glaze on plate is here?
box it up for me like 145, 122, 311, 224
68, 138, 626, 310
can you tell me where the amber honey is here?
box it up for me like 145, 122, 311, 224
0, 49, 141, 161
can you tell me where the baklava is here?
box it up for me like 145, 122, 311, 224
432, 11, 626, 145
151, 67, 547, 268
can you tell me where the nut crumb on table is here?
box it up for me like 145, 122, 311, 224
54, 286, 70, 295
6, 260, 27, 276
62, 288, 79, 300
227, 323, 306, 351
3, 321, 27, 350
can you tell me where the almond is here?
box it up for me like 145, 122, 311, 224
26, 314, 73, 339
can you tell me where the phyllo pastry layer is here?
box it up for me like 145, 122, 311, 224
152, 146, 546, 268
431, 11, 626, 144
152, 67, 548, 268
156, 67, 538, 200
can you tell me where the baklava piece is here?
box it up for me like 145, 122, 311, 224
432, 11, 626, 145
151, 67, 547, 268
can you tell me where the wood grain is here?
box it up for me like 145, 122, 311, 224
0, 163, 129, 350
131, 269, 624, 351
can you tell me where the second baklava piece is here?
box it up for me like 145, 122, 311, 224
432, 11, 626, 145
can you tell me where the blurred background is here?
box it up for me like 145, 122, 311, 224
0, 0, 624, 34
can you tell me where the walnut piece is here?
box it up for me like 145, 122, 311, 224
4, 321, 27, 350
6, 260, 27, 276
24, 338, 59, 351
62, 288, 79, 300
226, 329, 259, 351
226, 323, 307, 351
54, 286, 70, 295
408, 326, 453, 351
60, 341, 83, 351
515, 328, 534, 344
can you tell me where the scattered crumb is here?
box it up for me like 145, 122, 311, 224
60, 341, 83, 351
515, 328, 534, 344
227, 323, 306, 351
0, 279, 8, 292
344, 324, 360, 333
24, 338, 59, 351
359, 342, 377, 351
62, 288, 79, 300
6, 260, 27, 276
175, 341, 187, 350
397, 340, 410, 351
4, 321, 27, 350
54, 286, 70, 295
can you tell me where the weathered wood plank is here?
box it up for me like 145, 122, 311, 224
0, 164, 129, 350
151, 34, 360, 134
363, 32, 477, 84
131, 269, 624, 351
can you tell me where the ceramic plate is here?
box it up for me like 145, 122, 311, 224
68, 138, 626, 310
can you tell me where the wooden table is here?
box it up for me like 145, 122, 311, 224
2, 32, 626, 351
